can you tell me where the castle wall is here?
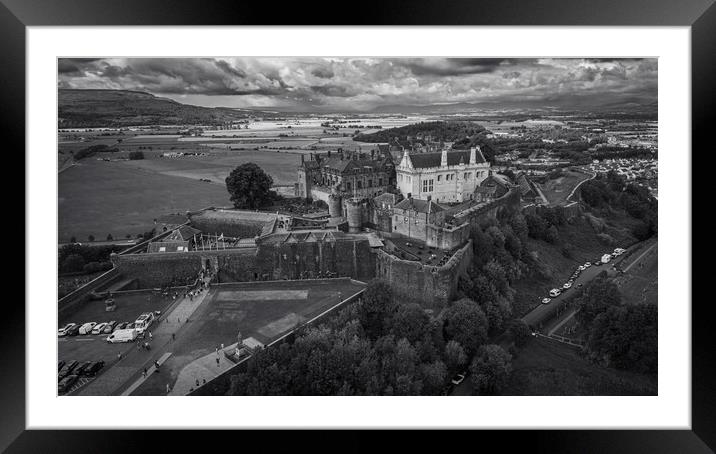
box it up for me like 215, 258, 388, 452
111, 237, 376, 288
375, 239, 473, 307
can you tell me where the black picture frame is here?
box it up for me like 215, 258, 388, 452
5, 0, 709, 451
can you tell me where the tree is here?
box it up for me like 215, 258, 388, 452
444, 340, 467, 373
106, 234, 114, 241
69, 236, 77, 243
420, 360, 448, 395
88, 234, 95, 242
61, 254, 85, 273
358, 279, 395, 339
390, 303, 430, 343
469, 344, 512, 395
575, 276, 622, 326
586, 304, 657, 374
444, 298, 489, 356
225, 163, 274, 209
128, 151, 144, 160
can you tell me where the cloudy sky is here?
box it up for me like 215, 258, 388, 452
58, 57, 657, 112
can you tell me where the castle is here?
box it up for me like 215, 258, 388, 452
106, 145, 521, 307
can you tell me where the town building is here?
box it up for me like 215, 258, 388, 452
395, 146, 490, 203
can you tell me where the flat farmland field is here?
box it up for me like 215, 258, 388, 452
122, 149, 300, 185
58, 159, 231, 242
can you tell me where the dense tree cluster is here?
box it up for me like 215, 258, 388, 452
58, 244, 123, 274
524, 206, 568, 244
586, 304, 657, 374
227, 280, 510, 395
572, 275, 657, 375
580, 171, 657, 240
128, 150, 145, 160
225, 163, 275, 210
352, 121, 496, 162
73, 144, 119, 160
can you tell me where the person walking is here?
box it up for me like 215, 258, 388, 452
172, 333, 176, 341
149, 331, 153, 341
166, 383, 170, 394
154, 360, 160, 370
142, 368, 147, 378
216, 357, 220, 367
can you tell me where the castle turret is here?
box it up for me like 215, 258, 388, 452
328, 190, 343, 220
346, 198, 362, 233
470, 147, 477, 164
441, 147, 448, 167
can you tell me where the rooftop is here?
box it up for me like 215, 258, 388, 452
407, 148, 486, 169
394, 197, 445, 214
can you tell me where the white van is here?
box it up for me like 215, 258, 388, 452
601, 254, 612, 264
134, 312, 155, 334
106, 328, 138, 343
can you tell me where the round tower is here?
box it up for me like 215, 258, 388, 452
328, 190, 343, 220
346, 198, 362, 233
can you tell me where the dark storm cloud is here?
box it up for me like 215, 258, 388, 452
311, 67, 334, 79
398, 58, 510, 76
57, 57, 657, 112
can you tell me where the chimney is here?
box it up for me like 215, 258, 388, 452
441, 147, 448, 167
407, 192, 412, 199
371, 149, 375, 160
470, 147, 477, 164
310, 153, 314, 161
328, 150, 331, 158
301, 154, 304, 164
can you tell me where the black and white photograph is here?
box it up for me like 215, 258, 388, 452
55, 56, 659, 398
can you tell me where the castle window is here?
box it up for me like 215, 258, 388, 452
437, 175, 442, 182
379, 178, 383, 186
346, 182, 351, 191
368, 179, 373, 188
357, 181, 362, 189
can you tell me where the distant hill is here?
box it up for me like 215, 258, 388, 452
58, 89, 263, 128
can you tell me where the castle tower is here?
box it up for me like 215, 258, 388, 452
441, 147, 448, 167
470, 146, 477, 165
346, 198, 362, 233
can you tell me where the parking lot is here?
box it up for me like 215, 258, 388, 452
58, 290, 177, 394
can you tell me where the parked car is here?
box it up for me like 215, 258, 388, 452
58, 360, 79, 380
614, 248, 625, 255
584, 262, 592, 267
58, 374, 79, 394
114, 322, 128, 331
451, 373, 466, 386
563, 282, 572, 289
549, 288, 562, 297
83, 360, 105, 376
541, 297, 552, 305
78, 322, 97, 335
578, 265, 586, 271
74, 361, 93, 375
103, 321, 117, 334
58, 323, 77, 337
126, 323, 135, 329
92, 323, 108, 335
66, 324, 82, 336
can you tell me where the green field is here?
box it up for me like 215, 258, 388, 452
58, 159, 231, 242
538, 170, 591, 206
